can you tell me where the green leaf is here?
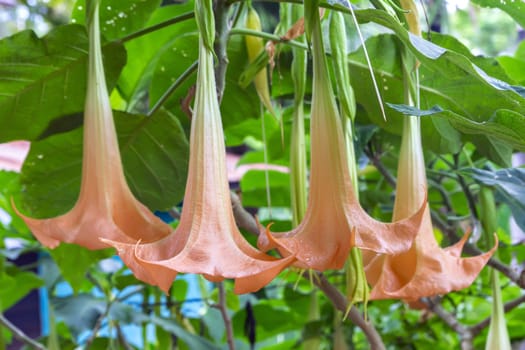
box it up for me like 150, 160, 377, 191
0, 24, 126, 142
150, 315, 220, 349
50, 244, 112, 292
19, 109, 189, 218
389, 104, 525, 166
149, 28, 260, 132
389, 104, 525, 155
346, 26, 525, 161
0, 264, 43, 312
117, 2, 196, 110
240, 170, 291, 208
470, 0, 525, 28
72, 0, 162, 41
498, 41, 525, 85
466, 168, 525, 232
53, 294, 106, 337
0, 171, 31, 238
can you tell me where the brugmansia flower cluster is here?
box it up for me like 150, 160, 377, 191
14, 0, 171, 250
14, 0, 495, 300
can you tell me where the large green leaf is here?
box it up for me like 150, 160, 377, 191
71, 0, 162, 41
352, 9, 525, 116
116, 2, 196, 111
0, 24, 126, 142
345, 11, 525, 162
19, 109, 189, 218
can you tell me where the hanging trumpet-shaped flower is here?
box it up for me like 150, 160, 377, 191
364, 116, 497, 302
329, 10, 370, 309
258, 3, 425, 271
364, 0, 496, 302
485, 269, 511, 350
102, 0, 294, 294
14, 0, 171, 250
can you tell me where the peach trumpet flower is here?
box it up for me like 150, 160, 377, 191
257, 10, 425, 271
364, 115, 497, 302
102, 35, 295, 295
14, 0, 171, 250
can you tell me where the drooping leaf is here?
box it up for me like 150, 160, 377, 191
388, 104, 525, 154
0, 24, 126, 142
346, 23, 525, 162
466, 168, 525, 232
19, 109, 189, 218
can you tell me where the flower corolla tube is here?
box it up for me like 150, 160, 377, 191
14, 0, 171, 250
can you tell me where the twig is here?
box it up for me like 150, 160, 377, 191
214, 282, 236, 350
115, 323, 134, 350
364, 145, 396, 188
84, 301, 112, 348
0, 313, 46, 350
231, 191, 261, 236
470, 293, 525, 336
312, 272, 386, 350
213, 0, 232, 102
421, 297, 473, 350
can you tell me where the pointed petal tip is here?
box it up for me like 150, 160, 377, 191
257, 223, 277, 252
233, 254, 296, 294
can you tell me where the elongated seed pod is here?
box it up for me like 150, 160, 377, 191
245, 6, 275, 115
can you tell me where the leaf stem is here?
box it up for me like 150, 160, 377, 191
312, 273, 385, 350
214, 283, 235, 350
